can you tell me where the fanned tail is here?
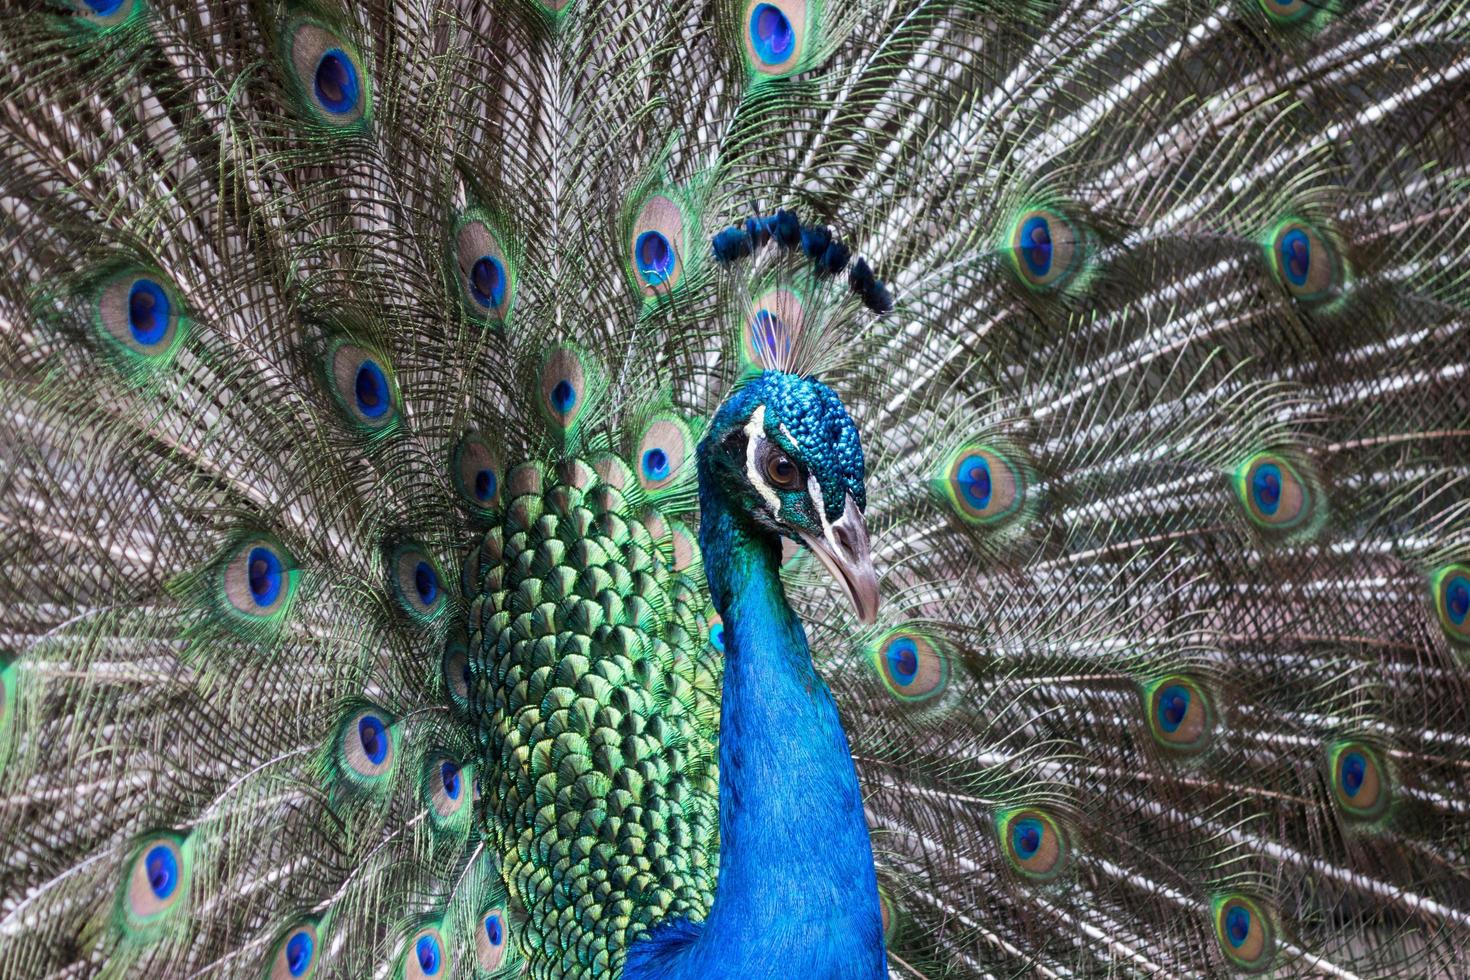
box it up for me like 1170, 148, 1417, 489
745, 1, 1470, 973
1, 0, 1468, 976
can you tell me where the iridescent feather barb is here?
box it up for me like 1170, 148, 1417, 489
2, 0, 1470, 976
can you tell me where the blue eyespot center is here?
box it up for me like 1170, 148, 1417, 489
286, 931, 314, 976
1011, 818, 1043, 860
635, 230, 675, 285
956, 455, 993, 510
1280, 228, 1310, 286
886, 638, 920, 686
440, 761, 462, 800
470, 256, 506, 308
414, 561, 439, 607
314, 49, 360, 115
1157, 685, 1190, 733
709, 623, 725, 653
353, 360, 389, 418
127, 279, 170, 346
1340, 751, 1367, 797
358, 715, 388, 765
751, 310, 789, 362
415, 934, 441, 974
84, 0, 126, 14
247, 546, 284, 607
750, 3, 794, 64
642, 448, 670, 481
1019, 215, 1053, 277
144, 844, 178, 900
550, 379, 577, 414
1225, 906, 1251, 947
1446, 576, 1470, 625
485, 913, 503, 945
473, 468, 496, 502
1251, 463, 1282, 514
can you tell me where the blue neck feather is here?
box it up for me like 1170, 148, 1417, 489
624, 470, 885, 978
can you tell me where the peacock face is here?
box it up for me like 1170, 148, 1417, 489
703, 371, 879, 622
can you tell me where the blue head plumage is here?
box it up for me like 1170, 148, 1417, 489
707, 371, 865, 519
701, 370, 877, 622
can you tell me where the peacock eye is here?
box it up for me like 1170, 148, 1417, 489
403, 926, 446, 980
766, 454, 800, 489
269, 921, 319, 979
286, 19, 370, 129
1330, 741, 1390, 820
1213, 894, 1275, 972
476, 907, 508, 969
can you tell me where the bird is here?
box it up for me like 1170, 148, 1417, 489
1, 0, 1468, 976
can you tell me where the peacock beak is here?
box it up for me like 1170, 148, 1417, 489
800, 494, 880, 625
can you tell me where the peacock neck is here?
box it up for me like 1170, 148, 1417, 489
675, 487, 886, 976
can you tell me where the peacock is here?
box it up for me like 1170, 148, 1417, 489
2, 0, 1469, 975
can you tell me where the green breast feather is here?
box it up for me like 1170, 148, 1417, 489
462, 450, 721, 975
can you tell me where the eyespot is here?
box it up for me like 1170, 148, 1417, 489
1142, 675, 1214, 754
538, 345, 598, 434
743, 289, 804, 369
404, 926, 446, 980
870, 630, 950, 704
269, 921, 320, 980
443, 638, 472, 708
222, 538, 298, 619
628, 195, 687, 295
96, 271, 185, 360
936, 443, 1025, 525
1269, 219, 1341, 300
389, 545, 445, 621
452, 433, 501, 511
636, 232, 675, 284
750, 312, 789, 365
1008, 209, 1079, 290
340, 707, 395, 783
1234, 452, 1316, 531
1213, 894, 1275, 972
742, 0, 809, 75
77, 0, 139, 25
706, 611, 726, 654
996, 808, 1067, 881
475, 908, 508, 970
1259, 0, 1314, 24
427, 758, 469, 822
634, 415, 695, 495
1432, 564, 1470, 645
121, 834, 187, 928
326, 342, 398, 431
286, 20, 370, 128
1329, 741, 1389, 821
454, 217, 515, 323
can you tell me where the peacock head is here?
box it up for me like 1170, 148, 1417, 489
699, 370, 879, 623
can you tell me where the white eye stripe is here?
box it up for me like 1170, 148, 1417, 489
744, 406, 782, 517
807, 472, 831, 535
